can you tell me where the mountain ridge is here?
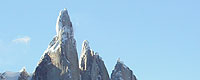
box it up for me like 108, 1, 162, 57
0, 8, 137, 80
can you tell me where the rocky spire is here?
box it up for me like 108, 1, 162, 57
111, 59, 137, 80
79, 40, 93, 71
81, 40, 90, 54
79, 40, 110, 80
32, 8, 79, 80
56, 8, 74, 39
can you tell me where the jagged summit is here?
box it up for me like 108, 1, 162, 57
56, 8, 74, 40
32, 8, 79, 80
79, 40, 93, 70
111, 59, 137, 80
116, 58, 126, 67
82, 40, 90, 52
0, 9, 137, 80
18, 67, 30, 80
80, 40, 91, 60
79, 40, 110, 80
19, 67, 26, 73
116, 60, 128, 69
117, 58, 121, 63
44, 8, 75, 54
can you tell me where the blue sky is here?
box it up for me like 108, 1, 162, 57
0, 0, 200, 80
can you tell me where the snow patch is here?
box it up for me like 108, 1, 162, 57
20, 67, 26, 72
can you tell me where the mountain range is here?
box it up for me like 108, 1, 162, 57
0, 8, 137, 80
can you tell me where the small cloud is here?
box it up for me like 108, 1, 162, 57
12, 36, 31, 44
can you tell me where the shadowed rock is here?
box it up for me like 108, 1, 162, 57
79, 40, 110, 80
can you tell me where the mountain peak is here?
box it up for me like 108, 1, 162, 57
19, 67, 26, 72
117, 58, 121, 62
79, 40, 110, 80
79, 40, 91, 67
32, 9, 80, 80
111, 59, 137, 80
81, 40, 90, 53
56, 8, 74, 40
1, 9, 137, 80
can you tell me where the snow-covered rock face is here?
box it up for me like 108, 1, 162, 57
111, 60, 137, 80
56, 8, 74, 41
79, 40, 110, 80
32, 8, 79, 80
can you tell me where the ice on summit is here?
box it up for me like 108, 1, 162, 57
56, 8, 74, 41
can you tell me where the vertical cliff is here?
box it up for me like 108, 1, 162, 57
79, 40, 110, 80
32, 8, 79, 80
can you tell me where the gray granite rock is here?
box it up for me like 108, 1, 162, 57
79, 40, 110, 80
111, 59, 137, 80
32, 8, 79, 80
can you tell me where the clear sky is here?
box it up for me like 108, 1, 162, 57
0, 0, 200, 80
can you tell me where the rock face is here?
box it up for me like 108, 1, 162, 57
111, 59, 137, 80
18, 67, 30, 80
79, 40, 110, 80
32, 8, 80, 80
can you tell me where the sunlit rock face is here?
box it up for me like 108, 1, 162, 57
32, 8, 79, 80
111, 59, 137, 80
79, 40, 110, 80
